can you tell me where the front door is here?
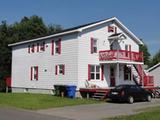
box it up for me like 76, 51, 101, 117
110, 66, 115, 87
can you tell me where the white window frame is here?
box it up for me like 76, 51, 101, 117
31, 66, 38, 81
58, 64, 63, 75
90, 65, 100, 80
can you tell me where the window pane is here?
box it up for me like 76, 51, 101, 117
93, 47, 97, 53
96, 66, 100, 72
91, 73, 95, 79
93, 40, 97, 46
59, 65, 63, 74
96, 73, 100, 79
91, 66, 95, 72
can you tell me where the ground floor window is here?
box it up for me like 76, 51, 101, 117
55, 64, 65, 75
124, 65, 131, 80
90, 65, 100, 80
30, 66, 38, 81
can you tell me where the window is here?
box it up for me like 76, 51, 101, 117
55, 64, 65, 75
31, 44, 35, 53
91, 38, 98, 54
55, 41, 59, 54
55, 39, 61, 54
124, 65, 131, 80
30, 66, 38, 81
90, 65, 100, 80
40, 42, 45, 52
125, 44, 131, 57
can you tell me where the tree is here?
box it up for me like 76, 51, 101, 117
150, 49, 160, 67
0, 15, 62, 90
139, 44, 151, 66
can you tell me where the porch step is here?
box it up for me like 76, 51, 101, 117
92, 90, 110, 100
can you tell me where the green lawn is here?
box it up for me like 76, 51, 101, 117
0, 93, 100, 110
108, 106, 160, 120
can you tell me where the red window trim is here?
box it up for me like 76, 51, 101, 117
101, 65, 104, 81
36, 66, 38, 81
55, 65, 58, 75
62, 64, 65, 75
31, 44, 35, 53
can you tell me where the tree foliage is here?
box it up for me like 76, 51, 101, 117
139, 44, 151, 66
150, 49, 160, 67
0, 15, 62, 82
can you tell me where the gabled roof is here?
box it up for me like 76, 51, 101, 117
148, 63, 160, 72
8, 17, 143, 47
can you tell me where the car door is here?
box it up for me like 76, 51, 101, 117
129, 85, 139, 99
135, 86, 145, 100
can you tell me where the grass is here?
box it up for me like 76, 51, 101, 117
107, 106, 160, 120
0, 93, 100, 110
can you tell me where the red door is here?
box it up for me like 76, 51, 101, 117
110, 67, 115, 87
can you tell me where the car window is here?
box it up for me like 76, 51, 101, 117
115, 85, 125, 90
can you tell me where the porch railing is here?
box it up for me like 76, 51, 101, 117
144, 76, 154, 87
99, 50, 143, 62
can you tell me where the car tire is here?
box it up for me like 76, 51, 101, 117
146, 95, 151, 102
128, 96, 134, 104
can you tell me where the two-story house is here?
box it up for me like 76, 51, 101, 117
9, 17, 154, 96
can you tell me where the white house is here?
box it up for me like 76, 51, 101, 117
9, 17, 154, 96
147, 63, 160, 87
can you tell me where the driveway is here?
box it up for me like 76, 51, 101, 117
37, 99, 160, 120
0, 107, 71, 120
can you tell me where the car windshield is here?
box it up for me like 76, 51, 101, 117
115, 85, 127, 90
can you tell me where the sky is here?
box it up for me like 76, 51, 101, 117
0, 0, 159, 56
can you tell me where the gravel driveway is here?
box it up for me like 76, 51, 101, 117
37, 99, 160, 120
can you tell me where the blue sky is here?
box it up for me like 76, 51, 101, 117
0, 0, 160, 56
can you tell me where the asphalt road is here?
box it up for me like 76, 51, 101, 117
0, 107, 72, 120
1, 99, 160, 120
37, 99, 160, 120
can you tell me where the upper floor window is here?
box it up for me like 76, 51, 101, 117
40, 42, 45, 52
51, 39, 61, 55
28, 41, 45, 54
91, 38, 98, 54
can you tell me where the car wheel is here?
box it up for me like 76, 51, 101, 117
128, 96, 134, 104
146, 95, 151, 102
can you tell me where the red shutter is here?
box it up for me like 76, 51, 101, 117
30, 67, 33, 80
37, 43, 39, 52
55, 65, 58, 75
28, 45, 30, 53
31, 44, 35, 53
101, 65, 104, 81
36, 66, 38, 81
62, 64, 65, 75
90, 38, 94, 54
88, 64, 91, 81
51, 40, 54, 55
43, 42, 45, 51
58, 38, 61, 54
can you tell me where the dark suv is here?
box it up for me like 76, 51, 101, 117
108, 85, 152, 104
